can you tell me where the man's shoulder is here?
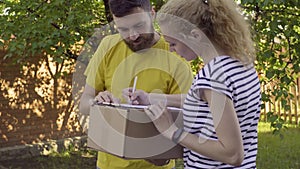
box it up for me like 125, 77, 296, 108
100, 34, 123, 48
103, 33, 122, 41
96, 34, 125, 53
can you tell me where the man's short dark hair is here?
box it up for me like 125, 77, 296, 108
109, 0, 151, 17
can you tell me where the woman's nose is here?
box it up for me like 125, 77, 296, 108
169, 46, 176, 52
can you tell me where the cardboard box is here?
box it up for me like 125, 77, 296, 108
87, 105, 183, 159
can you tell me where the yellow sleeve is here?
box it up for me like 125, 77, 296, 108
84, 35, 119, 91
169, 56, 193, 94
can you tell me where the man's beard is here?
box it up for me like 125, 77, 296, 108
124, 33, 155, 52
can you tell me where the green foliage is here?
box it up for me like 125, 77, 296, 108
0, 0, 106, 63
266, 112, 287, 138
48, 142, 96, 158
240, 0, 300, 132
1, 0, 299, 133
190, 57, 203, 75
150, 0, 167, 11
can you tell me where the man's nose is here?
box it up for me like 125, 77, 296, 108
129, 29, 139, 41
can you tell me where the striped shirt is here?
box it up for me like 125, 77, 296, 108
182, 56, 261, 169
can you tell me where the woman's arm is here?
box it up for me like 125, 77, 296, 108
122, 88, 187, 107
145, 89, 244, 166
177, 89, 244, 166
148, 93, 186, 107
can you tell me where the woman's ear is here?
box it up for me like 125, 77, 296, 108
190, 29, 202, 40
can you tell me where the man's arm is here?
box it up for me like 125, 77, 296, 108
79, 84, 98, 116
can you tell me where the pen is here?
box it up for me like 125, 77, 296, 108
131, 76, 138, 104
132, 76, 138, 94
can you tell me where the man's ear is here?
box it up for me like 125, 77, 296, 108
150, 6, 156, 21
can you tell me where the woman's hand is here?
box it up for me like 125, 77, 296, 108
122, 87, 150, 105
144, 102, 178, 140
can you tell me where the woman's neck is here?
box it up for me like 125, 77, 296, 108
201, 42, 227, 64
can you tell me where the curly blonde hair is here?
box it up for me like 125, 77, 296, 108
157, 0, 256, 64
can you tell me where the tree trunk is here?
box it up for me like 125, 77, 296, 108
103, 0, 113, 23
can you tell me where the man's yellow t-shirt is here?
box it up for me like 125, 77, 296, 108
85, 34, 193, 169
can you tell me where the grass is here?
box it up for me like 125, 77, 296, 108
1, 122, 299, 169
0, 147, 97, 169
256, 122, 300, 169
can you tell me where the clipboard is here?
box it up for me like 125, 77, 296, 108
94, 101, 183, 112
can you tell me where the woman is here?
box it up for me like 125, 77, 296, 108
124, 0, 261, 168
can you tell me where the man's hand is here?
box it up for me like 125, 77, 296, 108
145, 159, 170, 166
95, 91, 120, 103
